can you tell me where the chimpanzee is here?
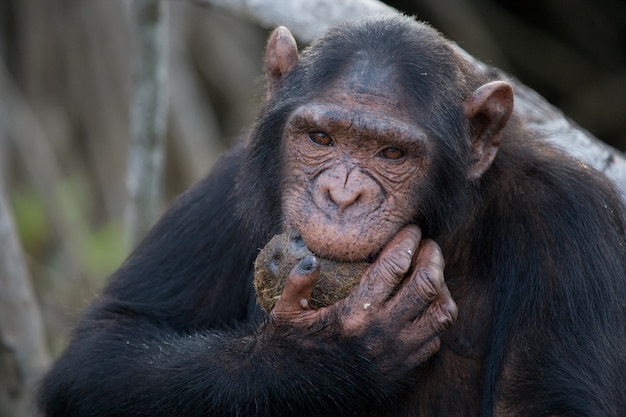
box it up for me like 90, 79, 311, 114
38, 14, 626, 417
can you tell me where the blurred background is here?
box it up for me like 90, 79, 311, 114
0, 0, 624, 412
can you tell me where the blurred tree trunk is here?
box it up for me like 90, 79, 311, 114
125, 0, 169, 248
0, 183, 50, 417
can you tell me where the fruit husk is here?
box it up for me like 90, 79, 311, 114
254, 232, 370, 312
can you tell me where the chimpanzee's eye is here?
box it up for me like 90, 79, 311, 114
380, 147, 405, 160
308, 132, 333, 146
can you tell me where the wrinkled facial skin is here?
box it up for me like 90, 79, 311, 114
281, 66, 431, 261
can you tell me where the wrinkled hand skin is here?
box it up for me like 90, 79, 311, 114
270, 225, 458, 379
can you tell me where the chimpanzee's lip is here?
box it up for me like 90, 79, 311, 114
283, 222, 378, 263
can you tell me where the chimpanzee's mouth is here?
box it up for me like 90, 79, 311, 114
289, 229, 379, 264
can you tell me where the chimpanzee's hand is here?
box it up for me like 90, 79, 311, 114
270, 225, 457, 379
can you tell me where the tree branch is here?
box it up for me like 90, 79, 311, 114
196, 0, 396, 43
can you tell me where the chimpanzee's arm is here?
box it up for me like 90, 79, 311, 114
39, 308, 400, 416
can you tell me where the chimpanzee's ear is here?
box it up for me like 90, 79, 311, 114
265, 26, 299, 100
464, 81, 514, 180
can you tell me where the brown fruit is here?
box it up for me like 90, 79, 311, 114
253, 231, 370, 312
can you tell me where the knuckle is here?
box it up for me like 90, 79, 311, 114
376, 252, 412, 281
432, 300, 456, 333
414, 266, 442, 301
443, 296, 458, 321
335, 302, 369, 336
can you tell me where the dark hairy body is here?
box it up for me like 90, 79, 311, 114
39, 15, 626, 417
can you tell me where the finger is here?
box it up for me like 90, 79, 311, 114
410, 295, 457, 340
396, 295, 456, 364
273, 255, 320, 314
404, 337, 442, 368
411, 238, 445, 274
433, 286, 458, 329
357, 225, 422, 304
393, 240, 448, 319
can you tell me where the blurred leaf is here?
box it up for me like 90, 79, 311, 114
55, 177, 127, 280
83, 222, 126, 279
10, 185, 50, 252
55, 177, 88, 226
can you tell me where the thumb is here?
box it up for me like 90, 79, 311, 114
273, 255, 320, 314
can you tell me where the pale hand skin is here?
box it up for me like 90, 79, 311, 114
271, 225, 458, 379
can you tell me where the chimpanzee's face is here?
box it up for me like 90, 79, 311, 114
281, 64, 431, 261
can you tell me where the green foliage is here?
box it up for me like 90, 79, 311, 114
11, 177, 127, 286
10, 185, 50, 254
56, 177, 128, 280
82, 221, 127, 279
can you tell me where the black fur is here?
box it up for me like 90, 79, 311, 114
38, 15, 626, 416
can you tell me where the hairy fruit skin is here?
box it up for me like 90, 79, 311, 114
254, 231, 370, 312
